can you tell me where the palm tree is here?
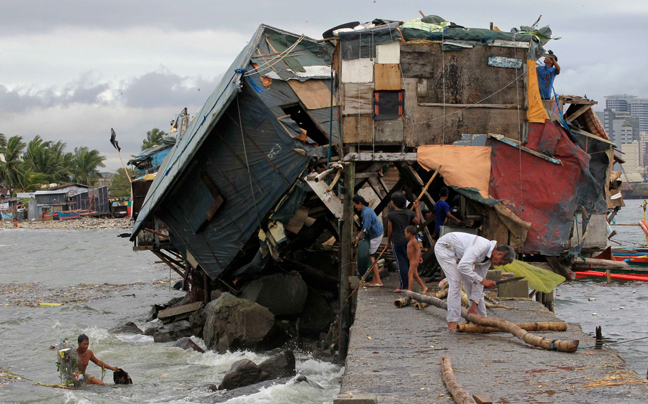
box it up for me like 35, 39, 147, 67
142, 128, 167, 150
23, 136, 71, 183
0, 136, 27, 194
70, 147, 106, 185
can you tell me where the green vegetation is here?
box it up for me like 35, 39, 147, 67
141, 128, 167, 150
0, 133, 106, 195
109, 167, 134, 198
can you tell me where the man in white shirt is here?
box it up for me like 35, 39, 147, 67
434, 232, 515, 331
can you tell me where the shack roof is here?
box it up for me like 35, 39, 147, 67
131, 25, 328, 240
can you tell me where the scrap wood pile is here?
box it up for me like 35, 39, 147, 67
397, 290, 579, 353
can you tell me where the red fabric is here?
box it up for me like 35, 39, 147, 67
489, 121, 592, 254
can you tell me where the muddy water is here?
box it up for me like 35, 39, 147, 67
0, 228, 341, 403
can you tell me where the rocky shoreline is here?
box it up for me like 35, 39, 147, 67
0, 217, 132, 230
109, 270, 343, 395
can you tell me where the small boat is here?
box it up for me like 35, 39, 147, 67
57, 210, 96, 220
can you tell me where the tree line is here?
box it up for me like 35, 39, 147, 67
0, 133, 105, 195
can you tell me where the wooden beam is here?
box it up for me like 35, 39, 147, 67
373, 178, 405, 216
488, 134, 562, 165
420, 102, 520, 109
565, 104, 592, 123
354, 172, 379, 179
339, 161, 356, 362
343, 152, 417, 162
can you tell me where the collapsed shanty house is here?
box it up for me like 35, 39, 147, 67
130, 16, 619, 355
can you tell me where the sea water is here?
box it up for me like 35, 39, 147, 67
555, 198, 648, 375
0, 228, 341, 403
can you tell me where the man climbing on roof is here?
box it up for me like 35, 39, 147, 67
537, 50, 560, 100
434, 233, 515, 331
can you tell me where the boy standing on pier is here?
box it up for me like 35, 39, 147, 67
405, 225, 427, 293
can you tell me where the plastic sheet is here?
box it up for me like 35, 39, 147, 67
495, 260, 565, 293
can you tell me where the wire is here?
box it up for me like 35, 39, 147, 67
413, 69, 530, 127
244, 35, 306, 77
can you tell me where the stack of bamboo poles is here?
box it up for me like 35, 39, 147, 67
399, 291, 579, 352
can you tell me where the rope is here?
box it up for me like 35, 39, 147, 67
236, 97, 262, 227
243, 35, 306, 77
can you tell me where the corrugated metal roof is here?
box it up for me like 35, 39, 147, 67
131, 25, 323, 239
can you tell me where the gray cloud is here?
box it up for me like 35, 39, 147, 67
120, 69, 221, 108
0, 69, 220, 113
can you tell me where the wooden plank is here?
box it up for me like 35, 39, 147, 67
339, 161, 356, 361
342, 115, 373, 143
133, 245, 153, 251
419, 103, 520, 109
305, 178, 344, 220
342, 83, 373, 115
287, 80, 338, 110
343, 152, 417, 161
374, 64, 401, 90
158, 302, 203, 320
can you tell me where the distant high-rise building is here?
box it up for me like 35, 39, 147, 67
629, 98, 648, 132
605, 94, 636, 112
605, 110, 639, 147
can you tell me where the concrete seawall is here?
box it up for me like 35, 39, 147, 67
336, 277, 648, 403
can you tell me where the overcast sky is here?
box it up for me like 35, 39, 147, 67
1, 0, 646, 171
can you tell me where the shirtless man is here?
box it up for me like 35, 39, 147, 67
405, 225, 427, 293
76, 334, 118, 385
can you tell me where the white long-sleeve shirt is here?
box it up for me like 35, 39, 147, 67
437, 232, 497, 286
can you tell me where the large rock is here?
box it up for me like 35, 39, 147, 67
299, 289, 335, 337
147, 294, 192, 321
203, 293, 275, 353
217, 359, 269, 390
153, 320, 193, 343
258, 350, 296, 379
240, 272, 307, 316
188, 304, 207, 339
173, 337, 206, 353
109, 321, 143, 335
209, 376, 309, 402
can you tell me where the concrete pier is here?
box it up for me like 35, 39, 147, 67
336, 276, 648, 403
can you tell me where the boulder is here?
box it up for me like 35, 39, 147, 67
209, 376, 309, 402
144, 323, 162, 336
299, 290, 335, 337
217, 359, 269, 390
203, 293, 275, 353
188, 304, 207, 339
258, 350, 296, 379
173, 337, 206, 353
153, 320, 193, 343
109, 321, 143, 335
240, 272, 307, 316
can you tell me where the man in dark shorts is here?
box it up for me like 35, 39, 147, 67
75, 334, 119, 386
386, 193, 420, 293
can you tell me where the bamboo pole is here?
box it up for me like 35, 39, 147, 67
410, 165, 442, 210
456, 322, 568, 333
403, 291, 579, 352
394, 296, 412, 308
414, 301, 428, 310
441, 356, 477, 404
485, 302, 518, 310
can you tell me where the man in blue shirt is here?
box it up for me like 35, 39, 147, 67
434, 187, 460, 238
537, 51, 560, 100
353, 195, 385, 286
